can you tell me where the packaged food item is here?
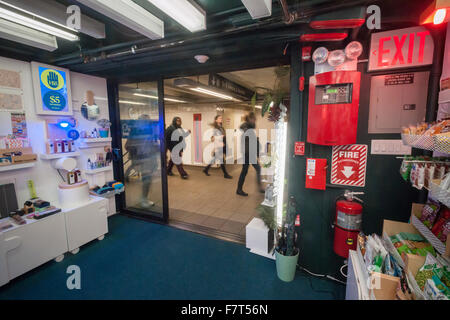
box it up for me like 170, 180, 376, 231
419, 200, 441, 229
424, 277, 449, 300
432, 209, 450, 243
425, 163, 435, 189
416, 164, 425, 190
400, 158, 413, 181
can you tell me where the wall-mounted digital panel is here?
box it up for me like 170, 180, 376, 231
368, 71, 429, 133
31, 62, 73, 116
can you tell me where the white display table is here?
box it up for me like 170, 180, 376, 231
64, 196, 108, 254
0, 211, 67, 287
0, 195, 109, 287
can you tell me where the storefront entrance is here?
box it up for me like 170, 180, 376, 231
112, 65, 290, 242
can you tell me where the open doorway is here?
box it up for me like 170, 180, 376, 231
164, 66, 290, 242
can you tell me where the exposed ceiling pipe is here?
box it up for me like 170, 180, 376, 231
55, 0, 371, 67
279, 0, 295, 24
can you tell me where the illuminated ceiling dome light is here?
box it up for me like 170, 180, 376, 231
312, 47, 329, 64
420, 0, 450, 25
345, 41, 363, 60
434, 8, 447, 24
328, 50, 346, 67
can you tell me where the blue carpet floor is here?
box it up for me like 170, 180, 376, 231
0, 215, 344, 300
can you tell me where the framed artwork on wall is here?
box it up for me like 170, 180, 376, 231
31, 62, 73, 116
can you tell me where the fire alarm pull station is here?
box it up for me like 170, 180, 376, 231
307, 71, 361, 146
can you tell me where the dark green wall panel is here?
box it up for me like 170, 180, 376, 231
288, 43, 420, 275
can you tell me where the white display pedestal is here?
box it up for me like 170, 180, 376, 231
246, 218, 275, 260
64, 196, 108, 253
0, 211, 67, 286
0, 196, 109, 287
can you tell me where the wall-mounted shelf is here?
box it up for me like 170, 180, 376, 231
85, 166, 113, 175
40, 152, 80, 160
80, 138, 112, 143
78, 138, 112, 149
0, 162, 36, 172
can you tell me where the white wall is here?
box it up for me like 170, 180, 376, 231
0, 57, 116, 215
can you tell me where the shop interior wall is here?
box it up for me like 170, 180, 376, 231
287, 43, 421, 275
0, 56, 116, 215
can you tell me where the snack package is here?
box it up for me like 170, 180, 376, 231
425, 164, 435, 189
416, 164, 425, 190
420, 200, 441, 229
400, 158, 413, 181
432, 215, 450, 243
423, 276, 450, 300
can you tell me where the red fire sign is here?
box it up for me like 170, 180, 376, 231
331, 144, 368, 187
295, 141, 305, 156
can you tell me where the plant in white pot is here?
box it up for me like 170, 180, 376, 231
275, 196, 299, 282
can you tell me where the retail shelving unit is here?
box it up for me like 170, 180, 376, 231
39, 152, 80, 160
0, 162, 36, 172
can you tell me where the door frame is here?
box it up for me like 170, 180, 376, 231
109, 58, 290, 225
108, 77, 169, 224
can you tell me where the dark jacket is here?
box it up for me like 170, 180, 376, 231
165, 117, 190, 152
240, 121, 260, 164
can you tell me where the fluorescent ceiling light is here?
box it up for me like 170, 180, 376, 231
77, 0, 164, 39
164, 97, 187, 103
119, 100, 146, 105
134, 93, 187, 103
0, 18, 58, 51
190, 87, 238, 101
134, 93, 158, 100
146, 0, 206, 32
254, 105, 262, 109
0, 1, 79, 41
241, 0, 272, 19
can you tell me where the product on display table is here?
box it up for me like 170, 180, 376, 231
58, 180, 90, 209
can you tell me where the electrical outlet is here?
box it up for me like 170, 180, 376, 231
371, 140, 411, 155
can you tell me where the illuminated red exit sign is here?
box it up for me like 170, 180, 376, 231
369, 26, 434, 71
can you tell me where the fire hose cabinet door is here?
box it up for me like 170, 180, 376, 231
307, 71, 361, 146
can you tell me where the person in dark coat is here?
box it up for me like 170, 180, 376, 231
203, 115, 232, 179
236, 112, 263, 196
165, 116, 190, 179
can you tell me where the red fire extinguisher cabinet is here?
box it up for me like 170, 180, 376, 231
307, 70, 361, 146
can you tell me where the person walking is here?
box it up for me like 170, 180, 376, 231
236, 112, 264, 196
124, 114, 159, 208
165, 116, 190, 179
203, 115, 232, 179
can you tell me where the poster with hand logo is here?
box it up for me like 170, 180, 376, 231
31, 62, 73, 115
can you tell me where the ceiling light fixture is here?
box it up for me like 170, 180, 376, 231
0, 1, 79, 41
190, 87, 237, 101
77, 0, 164, 39
133, 93, 187, 103
420, 0, 449, 25
241, 0, 272, 19
0, 18, 58, 51
119, 100, 146, 105
146, 0, 206, 32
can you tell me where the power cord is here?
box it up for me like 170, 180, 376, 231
340, 264, 348, 278
297, 264, 347, 285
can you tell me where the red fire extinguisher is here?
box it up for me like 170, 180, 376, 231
333, 190, 364, 259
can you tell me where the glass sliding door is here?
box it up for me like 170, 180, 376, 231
116, 81, 167, 220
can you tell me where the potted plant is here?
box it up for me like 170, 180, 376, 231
255, 204, 276, 253
275, 196, 299, 282
97, 119, 111, 138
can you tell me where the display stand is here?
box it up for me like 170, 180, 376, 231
0, 195, 109, 287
